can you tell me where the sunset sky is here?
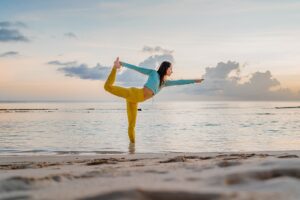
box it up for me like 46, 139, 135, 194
1, 0, 300, 101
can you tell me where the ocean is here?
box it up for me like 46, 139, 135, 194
0, 101, 299, 155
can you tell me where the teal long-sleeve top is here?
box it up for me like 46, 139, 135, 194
120, 61, 196, 95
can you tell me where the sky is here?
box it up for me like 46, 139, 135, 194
0, 0, 300, 101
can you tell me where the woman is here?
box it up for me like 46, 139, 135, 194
104, 57, 204, 143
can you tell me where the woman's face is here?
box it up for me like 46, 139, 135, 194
166, 65, 173, 76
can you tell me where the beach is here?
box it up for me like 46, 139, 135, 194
1, 151, 300, 200
2, 0, 300, 199
1, 101, 300, 199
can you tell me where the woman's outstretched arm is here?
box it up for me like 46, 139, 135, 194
120, 61, 155, 75
164, 79, 204, 87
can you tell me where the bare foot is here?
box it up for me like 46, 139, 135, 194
195, 79, 204, 83
114, 57, 121, 69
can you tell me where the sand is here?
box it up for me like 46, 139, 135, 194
0, 151, 300, 200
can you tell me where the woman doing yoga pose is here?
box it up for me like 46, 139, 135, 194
104, 57, 204, 143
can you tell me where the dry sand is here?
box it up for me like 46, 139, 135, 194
0, 151, 300, 200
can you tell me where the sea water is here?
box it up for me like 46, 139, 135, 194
0, 101, 299, 155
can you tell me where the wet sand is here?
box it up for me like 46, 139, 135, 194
0, 151, 300, 200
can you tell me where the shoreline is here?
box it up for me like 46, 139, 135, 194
0, 150, 300, 200
1, 149, 300, 156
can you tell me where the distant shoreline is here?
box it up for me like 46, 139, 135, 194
1, 100, 300, 103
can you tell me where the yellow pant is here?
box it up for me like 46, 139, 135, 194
104, 67, 145, 143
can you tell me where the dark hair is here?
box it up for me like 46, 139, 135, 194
157, 61, 171, 87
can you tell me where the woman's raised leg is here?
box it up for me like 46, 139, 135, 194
126, 100, 138, 143
104, 67, 130, 99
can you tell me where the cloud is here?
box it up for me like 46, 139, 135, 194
203, 61, 240, 80
0, 21, 29, 42
64, 32, 77, 39
57, 63, 111, 80
142, 45, 174, 54
0, 51, 19, 57
51, 53, 173, 83
47, 60, 77, 66
0, 29, 29, 42
0, 21, 27, 28
177, 61, 300, 101
51, 56, 300, 100
51, 46, 175, 87
48, 60, 110, 80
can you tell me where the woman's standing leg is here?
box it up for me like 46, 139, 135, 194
104, 63, 144, 143
126, 100, 138, 143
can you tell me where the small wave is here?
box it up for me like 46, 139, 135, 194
0, 149, 125, 155
0, 108, 58, 113
55, 150, 125, 155
204, 123, 220, 127
85, 108, 125, 111
256, 113, 275, 115
267, 129, 280, 133
0, 108, 128, 113
275, 106, 300, 109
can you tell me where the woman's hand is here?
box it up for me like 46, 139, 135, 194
195, 79, 204, 83
113, 57, 121, 69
